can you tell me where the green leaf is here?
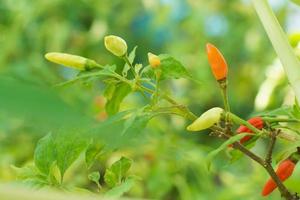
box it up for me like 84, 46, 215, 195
88, 171, 101, 189
54, 130, 89, 176
88, 109, 152, 150
0, 78, 85, 128
104, 169, 118, 187
11, 164, 42, 180
104, 157, 132, 188
292, 100, 300, 119
275, 140, 300, 163
291, 0, 300, 6
252, 0, 300, 102
206, 133, 252, 171
48, 162, 61, 186
110, 157, 132, 181
55, 65, 117, 87
34, 130, 89, 179
158, 54, 191, 80
121, 108, 146, 135
256, 106, 293, 117
134, 63, 143, 75
105, 82, 132, 115
104, 83, 116, 100
88, 171, 100, 183
105, 178, 135, 198
122, 46, 137, 77
85, 140, 104, 169
34, 133, 56, 175
11, 165, 48, 188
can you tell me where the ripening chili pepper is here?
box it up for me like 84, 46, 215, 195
45, 52, 97, 71
104, 35, 128, 57
187, 107, 223, 132
206, 43, 228, 81
228, 117, 264, 147
261, 159, 296, 196
148, 52, 161, 68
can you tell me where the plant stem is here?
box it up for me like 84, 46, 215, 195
228, 112, 263, 134
265, 129, 277, 164
139, 85, 197, 121
251, 0, 300, 103
219, 80, 230, 113
123, 55, 137, 77
263, 117, 300, 123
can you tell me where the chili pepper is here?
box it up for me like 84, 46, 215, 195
228, 117, 263, 147
206, 43, 228, 81
187, 107, 223, 132
238, 117, 264, 143
104, 35, 128, 57
148, 52, 161, 68
45, 52, 97, 71
262, 159, 296, 196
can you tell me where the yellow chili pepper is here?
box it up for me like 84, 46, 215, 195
45, 52, 97, 71
187, 107, 223, 131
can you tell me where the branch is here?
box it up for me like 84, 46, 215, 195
265, 129, 277, 164
139, 85, 197, 121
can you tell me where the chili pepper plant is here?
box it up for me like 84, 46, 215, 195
11, 0, 300, 199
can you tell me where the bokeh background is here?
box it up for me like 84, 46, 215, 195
1, 0, 300, 199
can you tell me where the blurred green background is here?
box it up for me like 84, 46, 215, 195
1, 0, 300, 199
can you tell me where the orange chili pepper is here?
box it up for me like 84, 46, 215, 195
262, 159, 296, 196
206, 43, 228, 81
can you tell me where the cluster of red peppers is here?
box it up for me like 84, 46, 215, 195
206, 43, 298, 197
234, 117, 297, 196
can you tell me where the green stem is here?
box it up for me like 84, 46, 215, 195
228, 112, 263, 135
54, 70, 115, 87
139, 85, 197, 121
123, 55, 137, 77
251, 0, 300, 103
262, 117, 300, 123
219, 81, 230, 113
55, 60, 197, 121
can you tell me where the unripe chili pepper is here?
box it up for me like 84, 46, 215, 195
228, 117, 264, 147
148, 52, 161, 68
45, 52, 97, 71
261, 159, 296, 196
104, 35, 128, 57
187, 107, 223, 132
206, 43, 228, 81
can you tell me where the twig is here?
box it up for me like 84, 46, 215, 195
123, 55, 137, 77
265, 129, 278, 164
138, 85, 197, 121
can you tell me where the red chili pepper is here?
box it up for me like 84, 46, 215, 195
238, 117, 264, 143
262, 159, 296, 196
228, 117, 263, 147
206, 43, 228, 81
